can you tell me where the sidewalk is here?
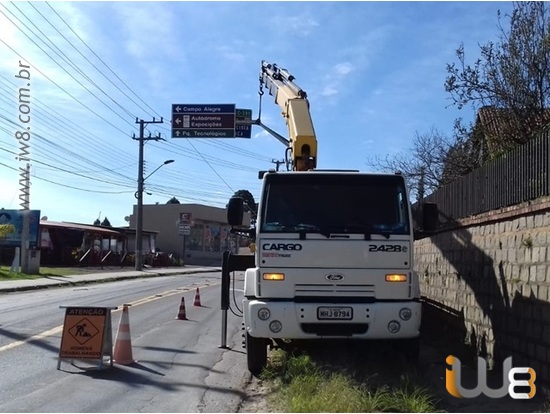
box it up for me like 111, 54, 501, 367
0, 266, 221, 293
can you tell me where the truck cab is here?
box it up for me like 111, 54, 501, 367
228, 169, 422, 374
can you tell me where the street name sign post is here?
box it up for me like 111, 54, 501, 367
235, 108, 252, 138
171, 104, 236, 138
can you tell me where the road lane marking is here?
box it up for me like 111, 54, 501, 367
0, 326, 63, 352
0, 282, 220, 353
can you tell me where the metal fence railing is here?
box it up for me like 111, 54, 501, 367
413, 129, 550, 223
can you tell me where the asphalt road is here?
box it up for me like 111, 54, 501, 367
0, 271, 251, 413
1, 268, 547, 413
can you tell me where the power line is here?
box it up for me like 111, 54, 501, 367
0, 113, 136, 183
0, 44, 130, 137
0, 145, 135, 188
0, 3, 136, 128
45, 1, 162, 119
0, 160, 133, 194
0, 3, 271, 209
26, 2, 134, 118
0, 74, 137, 170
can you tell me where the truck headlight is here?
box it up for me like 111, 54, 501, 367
258, 307, 270, 320
269, 320, 282, 333
388, 320, 400, 334
399, 308, 412, 321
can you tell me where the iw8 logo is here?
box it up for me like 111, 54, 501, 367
446, 355, 536, 399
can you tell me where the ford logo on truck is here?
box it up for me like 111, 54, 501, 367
326, 273, 344, 281
262, 243, 303, 251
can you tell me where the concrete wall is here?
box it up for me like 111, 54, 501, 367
415, 197, 550, 381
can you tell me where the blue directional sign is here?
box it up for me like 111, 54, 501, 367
171, 104, 236, 138
235, 108, 252, 139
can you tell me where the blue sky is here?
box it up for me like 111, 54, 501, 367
0, 1, 514, 227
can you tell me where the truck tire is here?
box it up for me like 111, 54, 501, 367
246, 332, 267, 376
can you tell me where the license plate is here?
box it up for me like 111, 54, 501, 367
317, 306, 353, 320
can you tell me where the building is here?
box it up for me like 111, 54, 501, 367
1, 203, 250, 268
128, 203, 252, 266
39, 221, 129, 267
37, 221, 161, 267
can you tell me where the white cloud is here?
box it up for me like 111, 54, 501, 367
0, 2, 111, 116
334, 62, 354, 76
0, 172, 19, 210
0, 13, 19, 55
271, 14, 319, 37
216, 46, 246, 64
315, 62, 356, 99
110, 2, 188, 94
113, 3, 180, 60
253, 129, 270, 139
293, 16, 319, 36
321, 86, 338, 97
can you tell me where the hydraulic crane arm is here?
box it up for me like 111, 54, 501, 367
260, 61, 318, 171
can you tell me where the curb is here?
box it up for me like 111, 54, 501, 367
0, 268, 222, 294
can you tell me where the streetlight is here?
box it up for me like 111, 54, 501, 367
135, 159, 174, 270
144, 159, 174, 181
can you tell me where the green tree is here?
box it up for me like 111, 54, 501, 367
445, 1, 550, 154
167, 197, 180, 204
101, 217, 112, 227
368, 2, 550, 197
365, 127, 477, 200
93, 219, 101, 226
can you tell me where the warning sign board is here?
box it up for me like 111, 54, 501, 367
59, 307, 108, 359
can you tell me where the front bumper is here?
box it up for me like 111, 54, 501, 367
244, 299, 421, 339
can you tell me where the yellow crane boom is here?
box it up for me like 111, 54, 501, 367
260, 61, 318, 171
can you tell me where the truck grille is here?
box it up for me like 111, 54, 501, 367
294, 283, 375, 302
295, 283, 375, 295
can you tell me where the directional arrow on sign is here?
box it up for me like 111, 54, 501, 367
171, 103, 236, 138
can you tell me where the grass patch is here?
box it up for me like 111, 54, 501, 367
0, 266, 42, 280
0, 266, 87, 281
261, 349, 439, 413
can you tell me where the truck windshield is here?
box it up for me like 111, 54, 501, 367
260, 174, 410, 235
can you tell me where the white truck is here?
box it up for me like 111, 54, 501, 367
223, 61, 436, 375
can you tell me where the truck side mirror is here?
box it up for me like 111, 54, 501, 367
227, 197, 244, 225
422, 202, 438, 232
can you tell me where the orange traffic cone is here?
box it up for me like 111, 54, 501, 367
113, 305, 135, 365
193, 287, 201, 307
175, 297, 188, 320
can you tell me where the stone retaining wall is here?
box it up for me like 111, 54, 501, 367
415, 197, 550, 381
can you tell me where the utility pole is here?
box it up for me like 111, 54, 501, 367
133, 117, 164, 271
20, 163, 31, 273
271, 158, 285, 171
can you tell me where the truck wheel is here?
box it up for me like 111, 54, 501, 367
246, 332, 267, 376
